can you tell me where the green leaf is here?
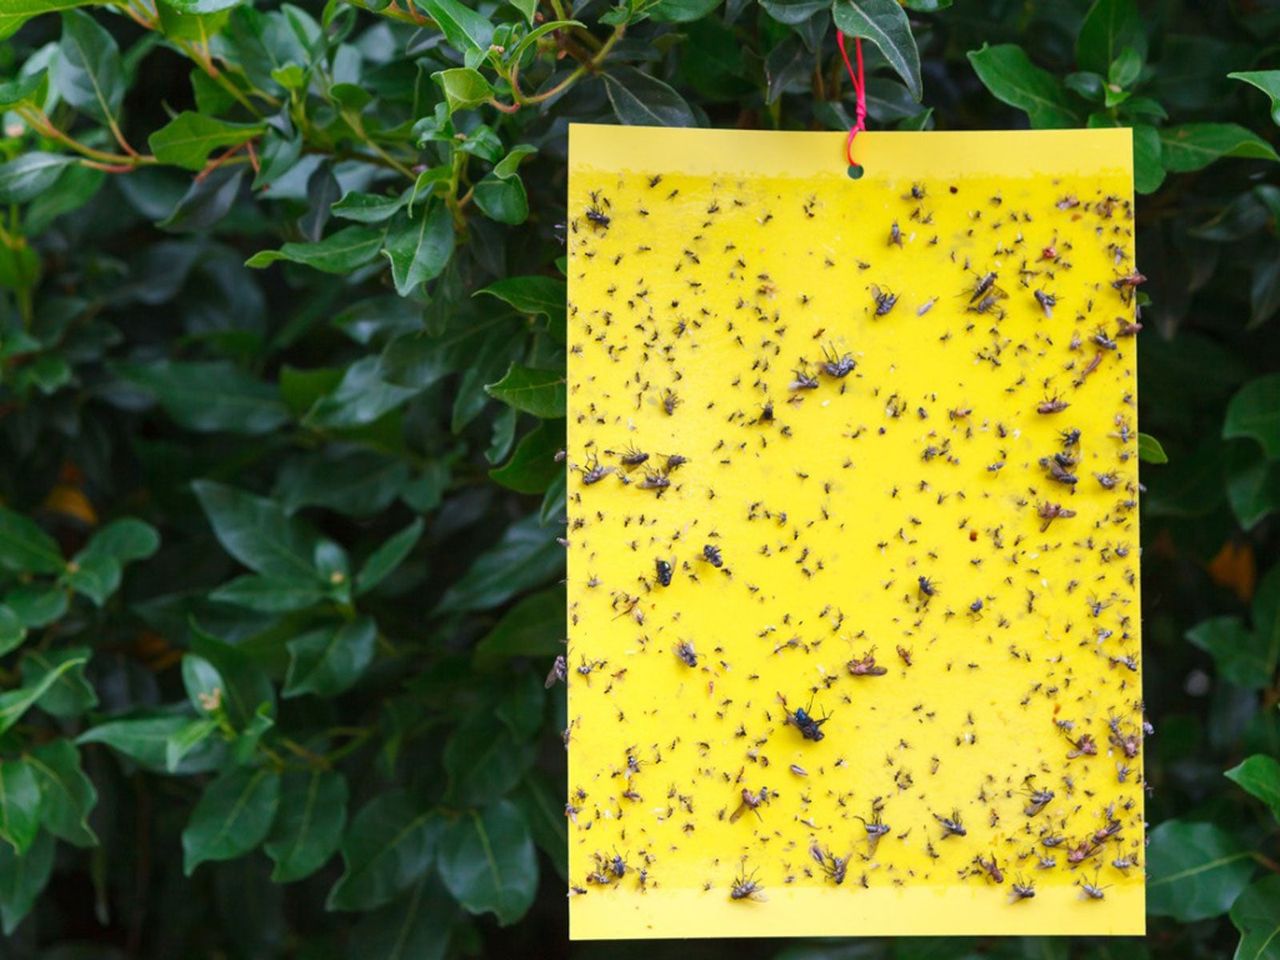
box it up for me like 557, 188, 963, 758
304, 356, 419, 429
603, 67, 697, 126
1231, 875, 1280, 960
148, 112, 266, 171
381, 201, 455, 296
0, 509, 62, 575
0, 760, 41, 854
78, 712, 224, 774
20, 646, 97, 718
1147, 819, 1256, 921
1226, 441, 1280, 530
511, 772, 567, 881
0, 153, 76, 204
81, 518, 160, 563
192, 480, 320, 580
265, 770, 348, 883
1227, 755, 1280, 824
55, 9, 124, 123
1225, 374, 1280, 459
356, 518, 424, 596
1159, 123, 1279, 174
832, 0, 923, 102
284, 616, 377, 698
247, 226, 384, 274
116, 360, 290, 435
967, 43, 1078, 128
437, 514, 562, 613
0, 830, 53, 936
0, 72, 47, 110
1076, 0, 1145, 76
648, 0, 720, 23
484, 363, 566, 418
331, 190, 410, 224
182, 766, 281, 875
210, 574, 327, 612
491, 419, 564, 494
326, 791, 440, 911
348, 873, 454, 960
475, 276, 565, 329
0, 607, 25, 658
437, 802, 537, 926
158, 0, 244, 11
413, 0, 493, 57
473, 172, 529, 225
0, 654, 87, 735
1187, 616, 1272, 690
1230, 70, 1280, 127
443, 713, 535, 805
1137, 432, 1168, 464
433, 67, 491, 113
188, 621, 277, 729
27, 740, 96, 847
1133, 123, 1165, 194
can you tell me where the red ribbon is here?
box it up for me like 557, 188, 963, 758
836, 31, 867, 167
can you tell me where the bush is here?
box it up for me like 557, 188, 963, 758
0, 0, 1277, 956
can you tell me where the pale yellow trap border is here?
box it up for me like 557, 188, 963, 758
567, 125, 1142, 940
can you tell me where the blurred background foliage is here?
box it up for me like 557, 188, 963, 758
0, 0, 1277, 956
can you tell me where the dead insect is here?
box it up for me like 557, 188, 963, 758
896, 645, 913, 666
617, 445, 650, 468
1067, 732, 1098, 759
917, 575, 938, 602
789, 367, 819, 390
703, 543, 723, 567
1095, 470, 1120, 490
1112, 270, 1147, 303
1037, 396, 1069, 414
854, 805, 891, 851
969, 271, 999, 303
934, 809, 967, 838
917, 297, 938, 315
756, 400, 775, 424
1060, 428, 1081, 448
639, 470, 670, 492
664, 453, 688, 471
1041, 456, 1078, 486
974, 853, 1004, 884
729, 864, 766, 901
729, 786, 770, 823
673, 640, 698, 668
586, 203, 611, 230
820, 344, 856, 378
888, 221, 903, 247
1010, 877, 1036, 902
1068, 840, 1101, 864
810, 842, 851, 885
847, 649, 887, 677
661, 388, 681, 415
579, 455, 613, 485
781, 693, 829, 741
1033, 290, 1056, 317
1023, 782, 1054, 816
545, 654, 567, 688
1037, 501, 1077, 532
655, 558, 673, 587
1092, 328, 1118, 350
906, 182, 926, 200
969, 598, 984, 618
870, 284, 898, 316
1078, 875, 1108, 901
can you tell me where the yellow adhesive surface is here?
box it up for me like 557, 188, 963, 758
565, 126, 1144, 939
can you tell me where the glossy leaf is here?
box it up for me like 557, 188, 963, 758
149, 113, 266, 171
0, 830, 53, 935
832, 0, 923, 101
0, 760, 41, 854
1138, 432, 1168, 464
347, 873, 454, 960
326, 791, 440, 911
0, 654, 87, 735
284, 616, 377, 698
182, 766, 281, 875
1160, 123, 1279, 173
1226, 755, 1280, 823
603, 67, 697, 126
247, 226, 385, 274
0, 508, 63, 574
436, 513, 563, 613
355, 518, 424, 596
382, 201, 455, 295
55, 10, 124, 124
192, 481, 320, 580
27, 739, 97, 847
1225, 374, 1280, 460
437, 802, 537, 926
1230, 71, 1280, 127
1231, 875, 1280, 960
1187, 616, 1272, 689
967, 43, 1077, 128
1076, 0, 1145, 75
116, 360, 290, 435
484, 364, 565, 418
414, 0, 493, 56
265, 770, 348, 882
20, 646, 97, 718
0, 153, 76, 204
1147, 820, 1256, 921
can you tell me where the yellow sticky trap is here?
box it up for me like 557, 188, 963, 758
565, 126, 1144, 939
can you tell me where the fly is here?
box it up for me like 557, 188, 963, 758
674, 640, 698, 667
934, 809, 967, 838
870, 285, 898, 316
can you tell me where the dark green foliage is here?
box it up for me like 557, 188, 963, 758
0, 0, 1277, 956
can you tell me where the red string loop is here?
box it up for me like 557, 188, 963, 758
836, 31, 867, 167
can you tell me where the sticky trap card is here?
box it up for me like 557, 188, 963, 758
565, 126, 1144, 939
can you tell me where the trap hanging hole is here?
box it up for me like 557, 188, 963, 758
847, 164, 864, 180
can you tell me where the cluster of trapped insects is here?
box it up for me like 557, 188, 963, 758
561, 161, 1145, 916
